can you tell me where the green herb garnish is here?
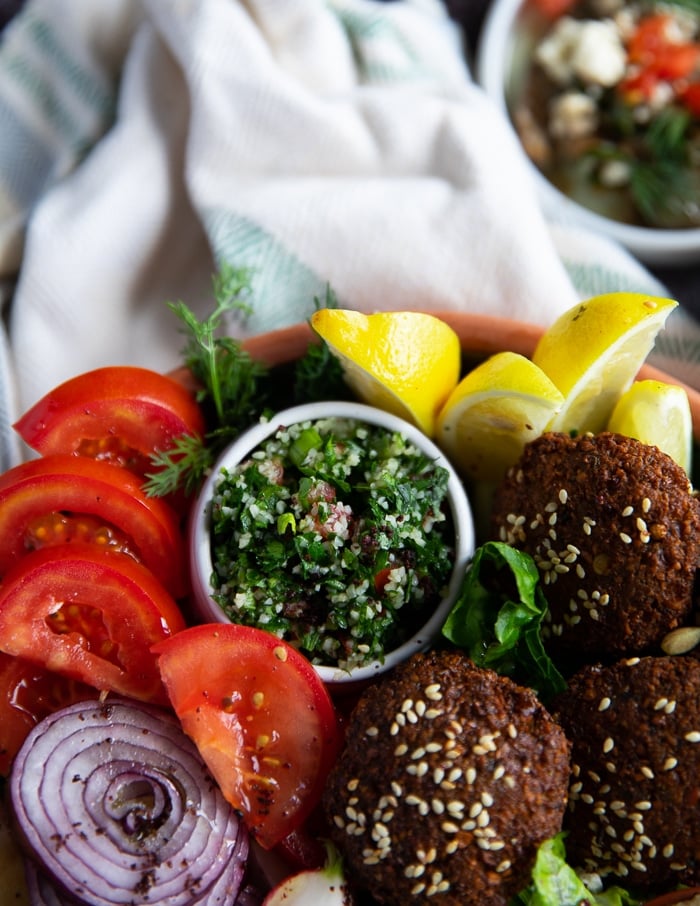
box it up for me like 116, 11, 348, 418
144, 269, 349, 498
442, 541, 566, 700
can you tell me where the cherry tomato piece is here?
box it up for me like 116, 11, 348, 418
154, 623, 342, 850
0, 544, 185, 705
0, 454, 187, 598
0, 652, 97, 776
680, 81, 700, 116
13, 366, 205, 476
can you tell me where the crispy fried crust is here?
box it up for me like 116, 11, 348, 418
323, 650, 571, 906
490, 432, 700, 661
553, 655, 700, 890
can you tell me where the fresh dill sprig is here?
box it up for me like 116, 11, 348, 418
144, 272, 350, 499
630, 106, 694, 226
144, 265, 270, 498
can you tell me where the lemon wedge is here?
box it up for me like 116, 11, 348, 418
532, 292, 678, 436
310, 309, 461, 437
436, 351, 564, 483
607, 379, 693, 473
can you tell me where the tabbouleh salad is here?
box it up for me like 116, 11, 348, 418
208, 416, 455, 671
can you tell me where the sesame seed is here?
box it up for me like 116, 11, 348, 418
559, 489, 568, 504
598, 697, 612, 711
347, 778, 360, 791
394, 743, 408, 757
621, 506, 634, 517
603, 738, 615, 753
641, 766, 654, 779
619, 532, 632, 544
684, 731, 700, 742
663, 757, 678, 771
642, 497, 651, 513
663, 844, 675, 858
365, 725, 379, 737
654, 697, 669, 711
424, 683, 442, 701
441, 821, 460, 834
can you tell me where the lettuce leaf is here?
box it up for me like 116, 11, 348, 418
442, 541, 566, 700
512, 835, 641, 906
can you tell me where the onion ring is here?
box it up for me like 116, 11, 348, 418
10, 698, 250, 905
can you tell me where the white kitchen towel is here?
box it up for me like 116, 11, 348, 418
0, 0, 695, 472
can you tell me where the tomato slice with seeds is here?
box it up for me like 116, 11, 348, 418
13, 366, 205, 476
154, 623, 342, 850
0, 454, 187, 598
0, 652, 97, 776
0, 544, 186, 706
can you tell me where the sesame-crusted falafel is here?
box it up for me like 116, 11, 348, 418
490, 432, 700, 663
552, 655, 700, 891
322, 650, 571, 906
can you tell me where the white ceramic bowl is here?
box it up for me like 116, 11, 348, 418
476, 0, 700, 267
189, 400, 475, 690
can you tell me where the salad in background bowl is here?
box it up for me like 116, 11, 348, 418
477, 0, 700, 265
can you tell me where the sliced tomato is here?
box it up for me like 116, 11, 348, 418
13, 366, 205, 476
154, 624, 342, 850
0, 652, 97, 776
0, 454, 187, 597
0, 544, 186, 705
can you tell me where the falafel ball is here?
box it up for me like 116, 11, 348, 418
553, 655, 700, 890
490, 432, 700, 662
322, 650, 571, 906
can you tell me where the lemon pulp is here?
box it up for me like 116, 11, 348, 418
436, 351, 564, 483
607, 379, 693, 473
310, 309, 460, 437
532, 292, 678, 436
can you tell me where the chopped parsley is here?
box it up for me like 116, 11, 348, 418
209, 416, 454, 671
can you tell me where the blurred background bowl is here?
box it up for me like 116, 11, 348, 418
475, 0, 700, 267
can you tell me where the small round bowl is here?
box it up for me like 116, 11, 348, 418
475, 0, 700, 267
189, 400, 475, 690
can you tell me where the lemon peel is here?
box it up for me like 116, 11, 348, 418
435, 351, 564, 483
607, 379, 693, 473
532, 292, 678, 436
310, 309, 460, 437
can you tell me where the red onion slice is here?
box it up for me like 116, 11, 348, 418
10, 698, 250, 906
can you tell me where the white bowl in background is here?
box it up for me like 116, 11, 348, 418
475, 0, 700, 267
189, 400, 475, 691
